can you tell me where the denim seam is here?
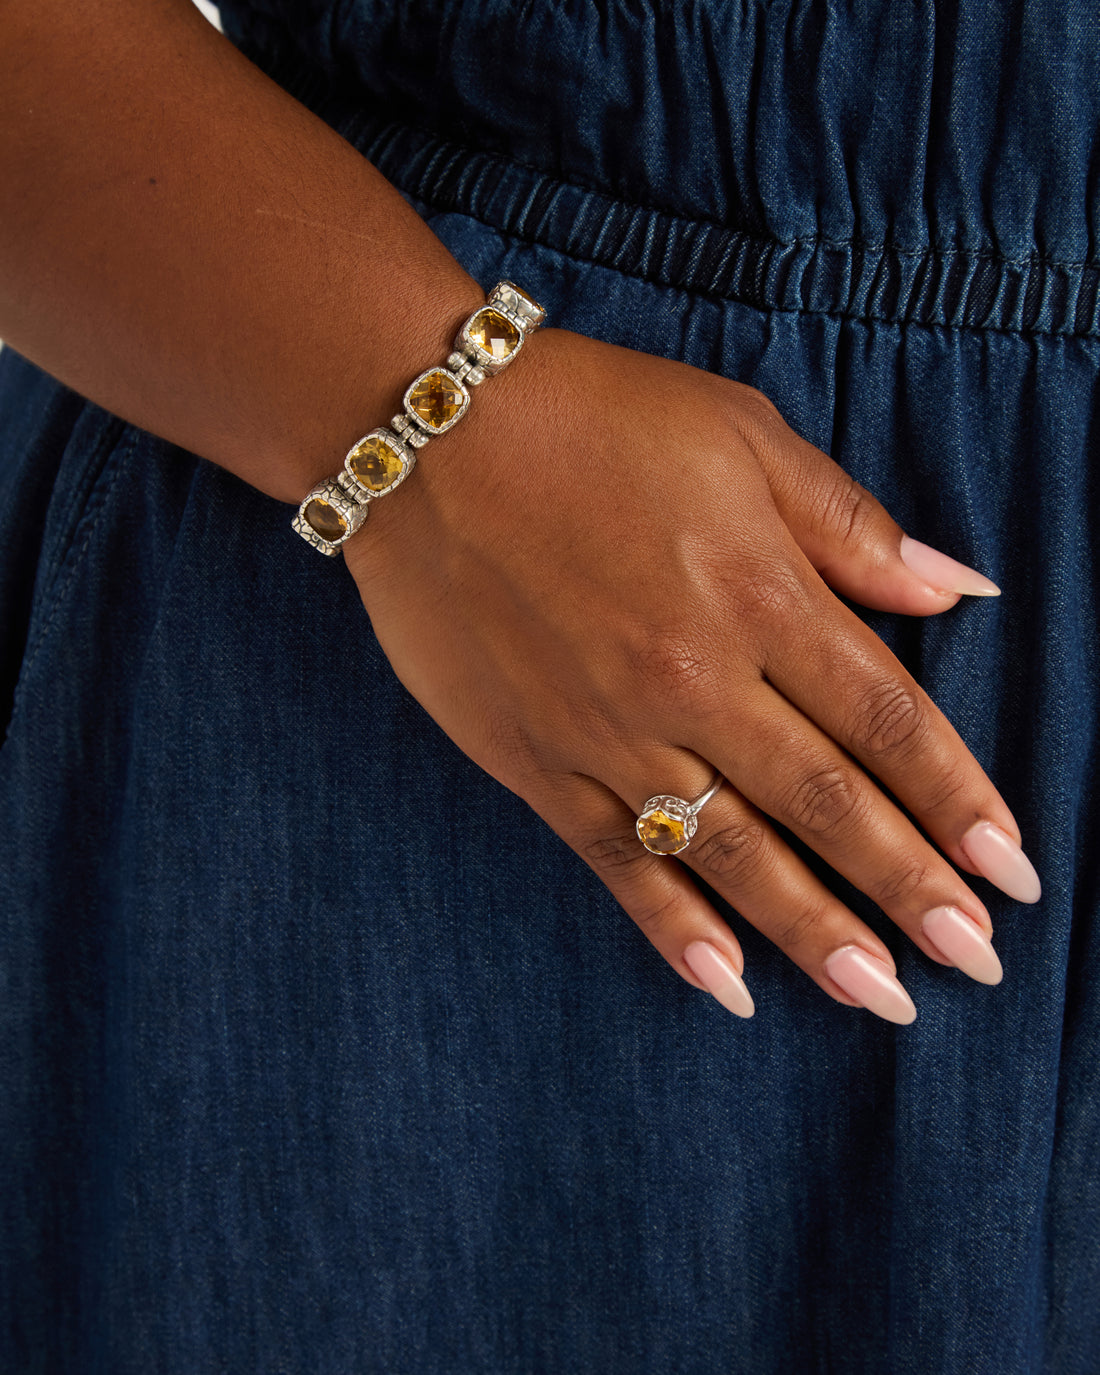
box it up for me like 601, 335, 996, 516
424, 204, 1100, 344
348, 112, 1098, 274
350, 117, 1100, 336
31, 410, 126, 606
11, 427, 136, 724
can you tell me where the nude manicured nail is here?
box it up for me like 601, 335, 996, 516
899, 536, 1001, 596
683, 941, 755, 1019
824, 946, 917, 1025
922, 905, 1003, 985
960, 822, 1042, 904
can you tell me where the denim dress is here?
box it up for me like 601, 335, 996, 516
2, 2, 1098, 1371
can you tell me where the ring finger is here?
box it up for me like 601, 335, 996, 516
537, 761, 916, 1024
625, 752, 926, 1021
684, 692, 999, 971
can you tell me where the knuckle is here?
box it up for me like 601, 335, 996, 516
485, 711, 540, 781
556, 692, 621, 754
772, 898, 831, 951
727, 384, 783, 443
692, 820, 770, 889
629, 892, 681, 939
871, 859, 933, 908
783, 766, 865, 837
728, 563, 806, 633
635, 631, 720, 715
821, 475, 877, 548
919, 762, 970, 816
852, 678, 927, 759
583, 828, 652, 880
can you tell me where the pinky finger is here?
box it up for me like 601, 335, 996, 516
533, 774, 756, 1020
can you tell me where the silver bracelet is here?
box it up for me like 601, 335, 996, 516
291, 281, 546, 556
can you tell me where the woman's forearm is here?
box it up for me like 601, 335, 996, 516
0, 0, 483, 503
0, 0, 1031, 1015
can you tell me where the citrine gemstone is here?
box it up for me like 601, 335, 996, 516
304, 497, 347, 541
348, 435, 404, 492
467, 308, 520, 361
407, 370, 466, 430
637, 809, 688, 855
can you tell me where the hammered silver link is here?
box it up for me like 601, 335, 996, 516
294, 477, 368, 554
391, 414, 431, 449
488, 281, 546, 329
336, 469, 371, 505
291, 512, 342, 556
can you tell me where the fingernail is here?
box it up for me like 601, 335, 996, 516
960, 822, 1042, 903
921, 905, 1003, 985
683, 941, 755, 1019
824, 946, 917, 1025
899, 536, 1001, 596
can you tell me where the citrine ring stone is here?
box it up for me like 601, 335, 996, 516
636, 773, 724, 856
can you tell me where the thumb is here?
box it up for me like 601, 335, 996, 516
759, 426, 1000, 615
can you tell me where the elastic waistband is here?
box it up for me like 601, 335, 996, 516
351, 116, 1099, 339
230, 21, 1100, 342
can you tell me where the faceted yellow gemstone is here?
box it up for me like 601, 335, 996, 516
407, 370, 465, 430
304, 497, 347, 541
637, 809, 688, 855
467, 308, 520, 361
348, 435, 404, 492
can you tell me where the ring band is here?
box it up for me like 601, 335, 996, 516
636, 773, 724, 855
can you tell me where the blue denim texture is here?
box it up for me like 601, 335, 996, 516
2, 2, 1098, 1371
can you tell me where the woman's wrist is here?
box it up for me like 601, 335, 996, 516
340, 320, 566, 595
0, 0, 484, 505
294, 282, 548, 556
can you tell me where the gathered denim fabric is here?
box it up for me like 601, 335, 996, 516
2, 2, 1098, 1371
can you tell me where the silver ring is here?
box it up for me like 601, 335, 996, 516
636, 772, 724, 856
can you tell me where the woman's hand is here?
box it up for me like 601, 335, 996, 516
343, 327, 1038, 1024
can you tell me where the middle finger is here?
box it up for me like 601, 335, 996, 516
686, 686, 996, 966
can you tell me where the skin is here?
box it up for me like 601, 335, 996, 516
0, 0, 1020, 1011
344, 330, 1013, 1003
